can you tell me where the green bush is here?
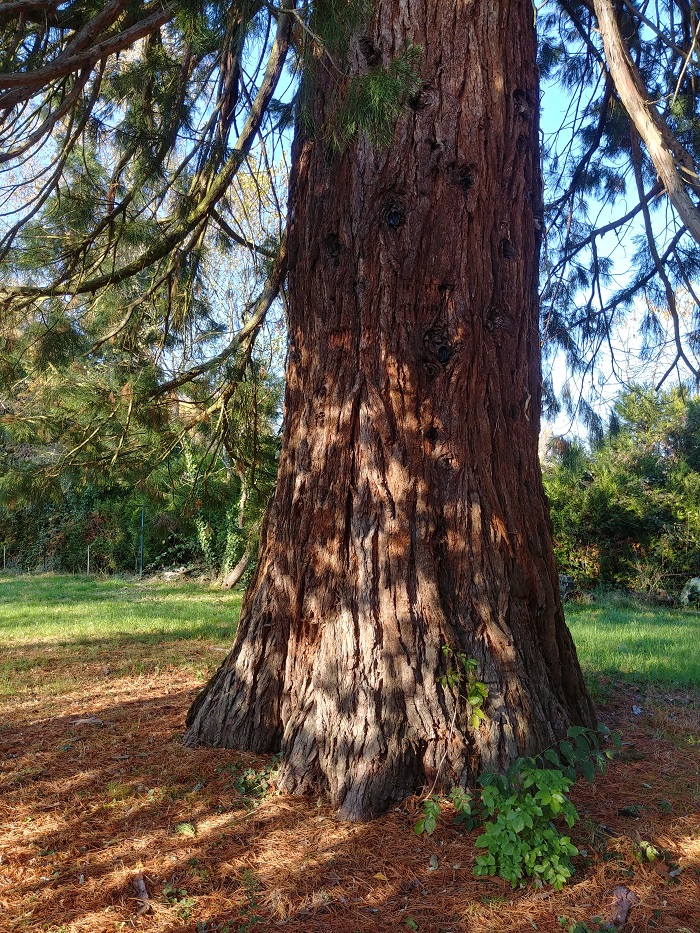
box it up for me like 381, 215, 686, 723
474, 763, 579, 889
543, 386, 700, 593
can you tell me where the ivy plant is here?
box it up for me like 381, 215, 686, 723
438, 646, 489, 729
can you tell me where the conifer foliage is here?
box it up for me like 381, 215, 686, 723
543, 385, 700, 591
539, 2, 700, 418
2, 2, 700, 458
0, 0, 293, 487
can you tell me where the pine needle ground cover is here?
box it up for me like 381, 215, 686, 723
0, 576, 698, 933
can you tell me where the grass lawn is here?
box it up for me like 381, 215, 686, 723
3, 573, 697, 687
0, 574, 241, 698
0, 574, 698, 933
0, 573, 242, 644
565, 593, 700, 687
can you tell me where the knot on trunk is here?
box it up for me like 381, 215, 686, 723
420, 324, 455, 377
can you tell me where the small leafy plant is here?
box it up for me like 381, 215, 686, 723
238, 869, 263, 931
474, 761, 580, 889
450, 786, 479, 830
195, 921, 237, 933
218, 755, 280, 807
163, 884, 195, 920
414, 725, 620, 891
438, 646, 489, 729
633, 839, 660, 862
415, 786, 478, 836
414, 795, 442, 836
538, 724, 620, 783
558, 917, 616, 933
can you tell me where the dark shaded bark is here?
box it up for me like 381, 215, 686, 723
184, 0, 596, 821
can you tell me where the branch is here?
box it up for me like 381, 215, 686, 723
630, 125, 698, 381
0, 1, 60, 22
545, 75, 613, 212
546, 180, 663, 277
0, 4, 174, 109
619, 0, 687, 57
152, 231, 288, 397
0, 2, 294, 301
593, 0, 700, 244
558, 0, 606, 66
211, 207, 277, 258
601, 226, 687, 316
59, 0, 135, 59
0, 67, 91, 164
0, 62, 104, 262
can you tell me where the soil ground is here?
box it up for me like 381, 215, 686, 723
1, 644, 698, 932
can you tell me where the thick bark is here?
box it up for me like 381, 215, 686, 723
185, 0, 596, 821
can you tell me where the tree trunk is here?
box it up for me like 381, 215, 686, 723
184, 0, 596, 821
220, 465, 252, 590
220, 542, 251, 590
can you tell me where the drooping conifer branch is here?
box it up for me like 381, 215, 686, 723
593, 0, 700, 243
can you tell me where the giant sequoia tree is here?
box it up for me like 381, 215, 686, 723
183, 0, 599, 820
2, 1, 700, 819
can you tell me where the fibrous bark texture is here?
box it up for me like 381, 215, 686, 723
185, 0, 596, 821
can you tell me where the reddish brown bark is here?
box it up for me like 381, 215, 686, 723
185, 0, 596, 821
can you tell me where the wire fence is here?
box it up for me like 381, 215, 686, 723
1, 543, 145, 576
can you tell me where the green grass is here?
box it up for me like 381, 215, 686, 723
565, 594, 700, 686
0, 573, 241, 646
0, 573, 242, 696
1, 575, 698, 694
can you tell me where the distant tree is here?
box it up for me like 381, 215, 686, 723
0, 323, 282, 575
544, 386, 700, 591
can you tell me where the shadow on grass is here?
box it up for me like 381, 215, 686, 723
2, 629, 237, 651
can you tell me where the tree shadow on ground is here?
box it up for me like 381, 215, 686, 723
1, 663, 698, 933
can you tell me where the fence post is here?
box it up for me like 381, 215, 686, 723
87, 544, 91, 575
139, 507, 145, 578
